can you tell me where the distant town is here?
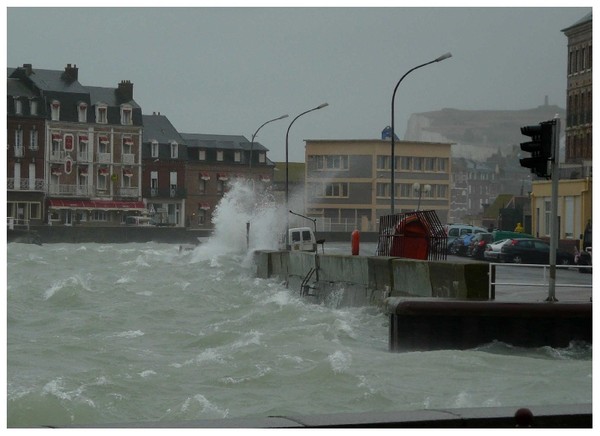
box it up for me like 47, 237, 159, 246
6, 13, 591, 249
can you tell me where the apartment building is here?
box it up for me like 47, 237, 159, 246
141, 113, 187, 227
8, 64, 145, 226
305, 139, 451, 231
181, 133, 274, 229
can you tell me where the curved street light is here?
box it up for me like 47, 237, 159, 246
285, 102, 329, 207
249, 114, 289, 169
413, 182, 431, 211
284, 102, 329, 248
390, 52, 452, 214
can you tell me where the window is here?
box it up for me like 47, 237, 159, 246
97, 173, 108, 190
14, 97, 22, 115
15, 126, 23, 148
425, 158, 435, 171
322, 182, 348, 197
51, 100, 60, 121
400, 157, 411, 170
151, 141, 159, 158
198, 149, 206, 161
98, 136, 109, 154
29, 128, 39, 150
198, 177, 206, 194
377, 155, 390, 170
29, 99, 38, 116
197, 208, 206, 225
234, 151, 241, 162
92, 211, 108, 221
400, 183, 412, 198
121, 106, 132, 125
258, 152, 265, 163
376, 183, 389, 197
413, 157, 423, 171
544, 200, 552, 236
170, 172, 177, 197
315, 155, 349, 170
437, 185, 448, 199
150, 171, 158, 195
217, 150, 224, 161
78, 103, 87, 122
96, 104, 108, 124
437, 158, 447, 172
122, 137, 132, 155
170, 142, 178, 159
217, 180, 225, 194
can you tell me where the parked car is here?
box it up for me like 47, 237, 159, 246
444, 224, 488, 252
498, 238, 574, 265
483, 239, 511, 262
469, 232, 494, 259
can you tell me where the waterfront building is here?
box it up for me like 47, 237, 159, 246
141, 113, 187, 227
181, 133, 274, 229
7, 64, 145, 227
304, 139, 452, 231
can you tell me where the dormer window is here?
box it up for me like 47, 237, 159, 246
120, 105, 132, 125
29, 98, 38, 116
216, 150, 224, 162
234, 151, 241, 162
13, 97, 22, 115
170, 142, 178, 159
51, 100, 60, 121
258, 152, 266, 164
78, 102, 88, 122
198, 149, 206, 161
96, 104, 108, 124
151, 140, 159, 158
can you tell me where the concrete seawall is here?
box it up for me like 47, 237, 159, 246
254, 250, 489, 307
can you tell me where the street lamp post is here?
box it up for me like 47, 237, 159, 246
285, 102, 329, 247
390, 52, 452, 214
413, 182, 431, 211
249, 114, 288, 169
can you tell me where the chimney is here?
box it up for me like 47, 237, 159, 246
62, 63, 79, 82
22, 63, 33, 76
117, 80, 134, 102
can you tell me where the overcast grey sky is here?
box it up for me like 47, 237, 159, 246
5, 5, 590, 162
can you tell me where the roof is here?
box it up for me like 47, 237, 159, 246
10, 67, 88, 94
181, 133, 268, 151
561, 12, 592, 32
7, 78, 36, 98
87, 85, 140, 108
142, 114, 186, 144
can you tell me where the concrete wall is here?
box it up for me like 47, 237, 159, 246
253, 250, 489, 307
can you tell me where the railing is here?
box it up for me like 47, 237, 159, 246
122, 154, 135, 164
7, 178, 46, 191
143, 187, 186, 198
48, 184, 92, 196
488, 262, 593, 300
77, 152, 93, 163
97, 153, 111, 163
117, 187, 140, 198
313, 218, 359, 232
49, 150, 66, 161
7, 217, 29, 230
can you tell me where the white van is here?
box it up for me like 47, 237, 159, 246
287, 227, 317, 252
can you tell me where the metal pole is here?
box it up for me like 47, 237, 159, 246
547, 117, 560, 302
390, 52, 452, 215
285, 103, 328, 248
250, 114, 288, 169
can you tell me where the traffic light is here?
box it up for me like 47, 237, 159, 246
519, 120, 554, 178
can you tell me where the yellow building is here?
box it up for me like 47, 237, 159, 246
304, 139, 452, 232
530, 178, 592, 243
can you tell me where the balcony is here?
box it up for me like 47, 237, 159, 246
122, 153, 135, 164
97, 152, 111, 164
117, 187, 140, 198
77, 152, 93, 163
7, 178, 46, 191
48, 184, 91, 196
49, 150, 66, 162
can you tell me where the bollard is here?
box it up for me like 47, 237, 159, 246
351, 229, 360, 255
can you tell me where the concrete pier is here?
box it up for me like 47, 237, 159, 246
386, 298, 592, 351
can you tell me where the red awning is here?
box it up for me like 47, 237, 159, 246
217, 173, 228, 181
123, 137, 133, 145
99, 136, 109, 143
79, 135, 89, 143
98, 168, 109, 175
52, 133, 62, 141
48, 199, 145, 210
199, 203, 210, 210
200, 173, 210, 180
123, 169, 133, 177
